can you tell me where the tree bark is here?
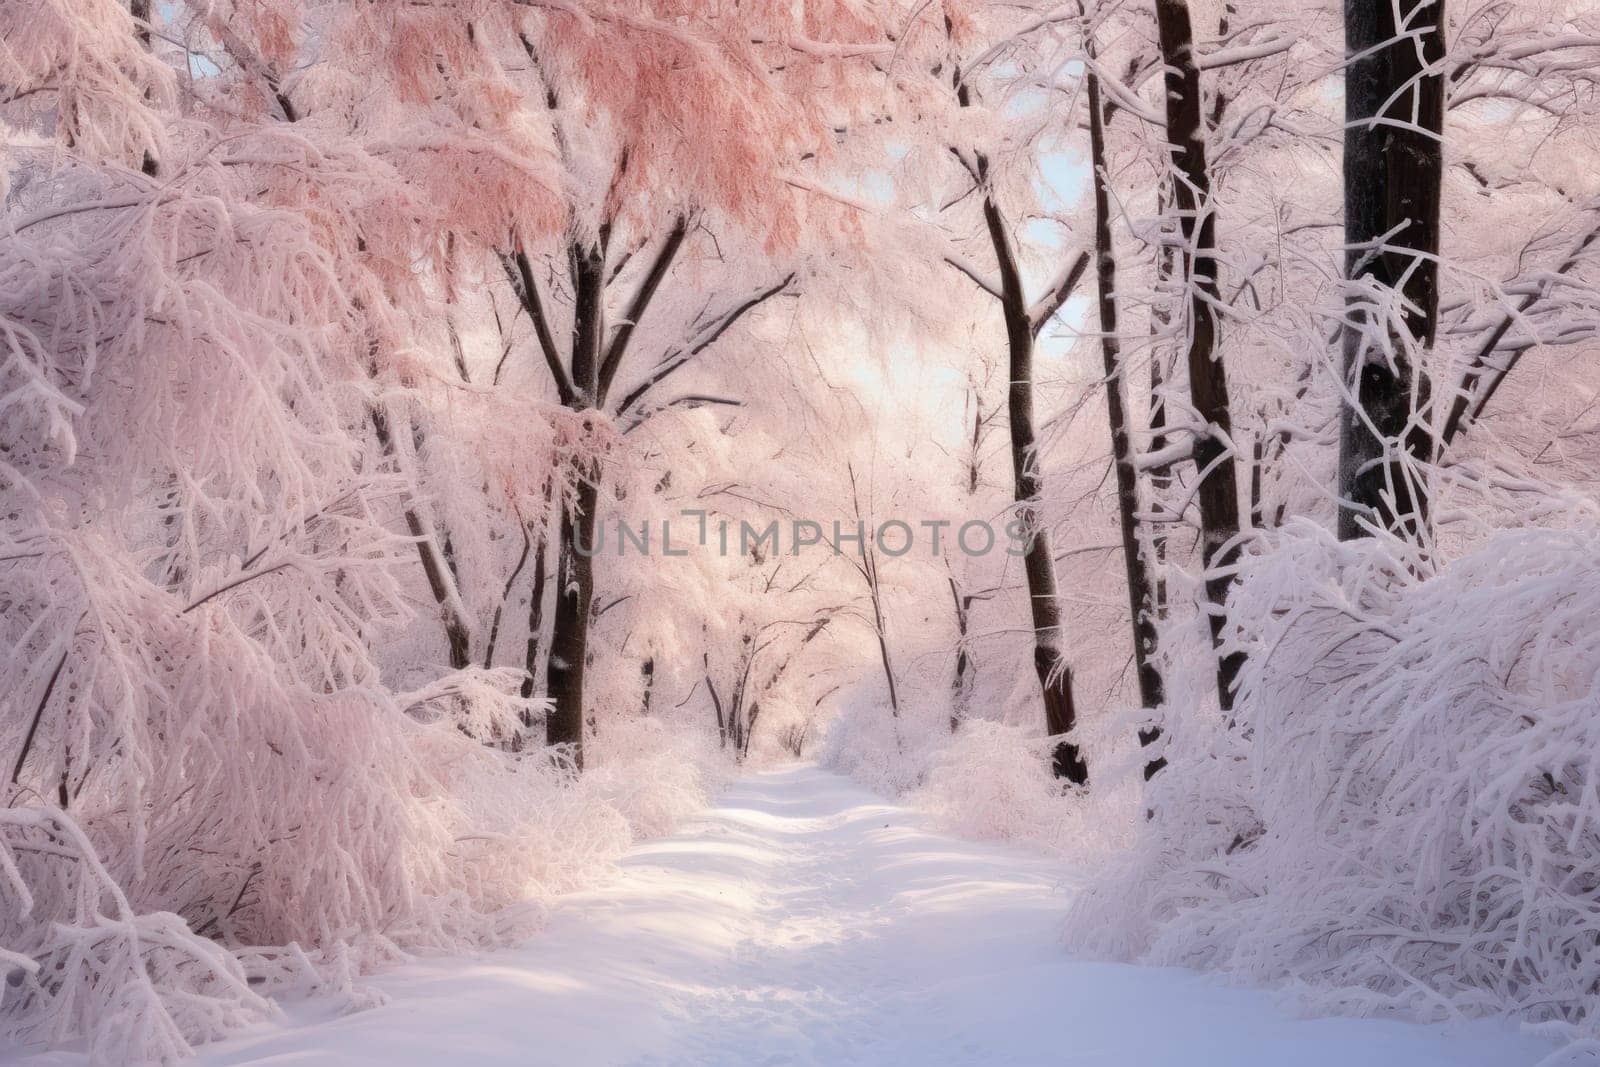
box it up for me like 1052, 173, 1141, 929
949, 384, 985, 732
705, 649, 728, 748
982, 197, 1089, 785
860, 546, 901, 719
541, 238, 608, 769
544, 467, 596, 767
1155, 0, 1244, 712
1338, 0, 1445, 543
1086, 65, 1166, 777
944, 14, 1087, 782
1147, 218, 1175, 625
948, 576, 974, 733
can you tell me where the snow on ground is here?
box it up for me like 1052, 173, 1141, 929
35, 764, 1560, 1066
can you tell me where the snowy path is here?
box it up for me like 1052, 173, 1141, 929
187, 764, 1553, 1066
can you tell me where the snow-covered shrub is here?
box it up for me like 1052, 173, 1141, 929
0, 21, 707, 1062
919, 719, 1063, 840
1068, 519, 1600, 1036
819, 698, 943, 796
915, 717, 1141, 863
586, 715, 724, 841
0, 809, 276, 1065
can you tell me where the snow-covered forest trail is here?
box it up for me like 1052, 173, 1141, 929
180, 765, 1552, 1067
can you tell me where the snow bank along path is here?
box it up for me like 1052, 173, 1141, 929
176, 765, 1553, 1065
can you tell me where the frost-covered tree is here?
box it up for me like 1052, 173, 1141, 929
465, 0, 899, 769
1337, 0, 1445, 545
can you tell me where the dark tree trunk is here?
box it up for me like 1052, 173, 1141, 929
481, 518, 532, 736
1155, 0, 1244, 712
544, 469, 596, 767
1338, 0, 1445, 543
949, 385, 985, 732
504, 478, 555, 751
863, 553, 901, 719
982, 197, 1089, 786
948, 577, 973, 733
945, 14, 1086, 783
1147, 235, 1174, 624
542, 239, 607, 769
705, 650, 728, 748
967, 384, 984, 495
1086, 66, 1166, 778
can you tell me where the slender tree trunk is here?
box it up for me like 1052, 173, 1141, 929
1086, 65, 1166, 777
504, 478, 555, 751
705, 650, 728, 749
482, 524, 531, 669
370, 405, 472, 670
520, 477, 555, 695
1338, 0, 1444, 543
949, 385, 984, 732
946, 11, 1086, 782
948, 577, 973, 733
1155, 0, 1244, 712
870, 607, 901, 718
1147, 235, 1175, 623
967, 386, 983, 494
982, 197, 1089, 785
728, 638, 755, 758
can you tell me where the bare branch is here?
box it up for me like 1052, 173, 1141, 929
1028, 250, 1091, 337
614, 274, 795, 417
1442, 218, 1600, 445
622, 394, 743, 434
942, 254, 1003, 301
499, 249, 576, 405
598, 216, 688, 403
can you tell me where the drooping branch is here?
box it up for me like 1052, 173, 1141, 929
180, 561, 295, 616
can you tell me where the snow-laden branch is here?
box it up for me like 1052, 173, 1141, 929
613, 274, 795, 418
1199, 34, 1295, 70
